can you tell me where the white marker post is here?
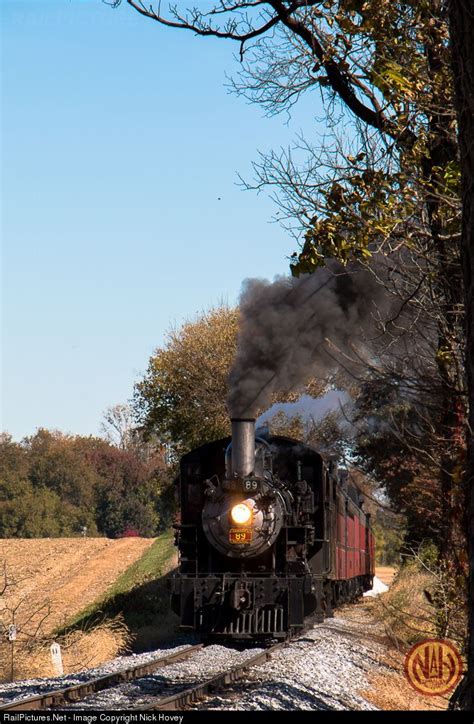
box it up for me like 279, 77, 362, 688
8, 625, 17, 680
50, 642, 64, 676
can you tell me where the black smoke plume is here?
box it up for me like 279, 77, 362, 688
227, 263, 387, 418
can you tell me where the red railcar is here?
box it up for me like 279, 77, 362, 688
333, 479, 375, 602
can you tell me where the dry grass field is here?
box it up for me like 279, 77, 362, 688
0, 537, 157, 680
0, 537, 156, 632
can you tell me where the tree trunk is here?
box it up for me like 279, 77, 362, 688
448, 0, 474, 708
423, 1, 466, 567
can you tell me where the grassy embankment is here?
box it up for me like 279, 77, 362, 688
59, 530, 179, 652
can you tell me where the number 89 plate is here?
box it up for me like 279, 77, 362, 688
229, 528, 252, 544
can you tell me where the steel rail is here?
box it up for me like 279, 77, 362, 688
0, 644, 204, 712
144, 640, 286, 711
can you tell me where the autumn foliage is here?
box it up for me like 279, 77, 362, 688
133, 306, 239, 455
0, 430, 171, 538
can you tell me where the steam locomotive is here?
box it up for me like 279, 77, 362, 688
170, 418, 374, 640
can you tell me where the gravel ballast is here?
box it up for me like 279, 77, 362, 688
0, 606, 390, 711
201, 613, 388, 710
0, 644, 193, 706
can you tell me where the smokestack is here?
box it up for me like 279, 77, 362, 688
231, 418, 255, 478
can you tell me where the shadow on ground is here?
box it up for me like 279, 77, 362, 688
56, 567, 185, 653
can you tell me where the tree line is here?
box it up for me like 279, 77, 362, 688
0, 428, 173, 538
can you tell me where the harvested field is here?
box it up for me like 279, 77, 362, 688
0, 538, 156, 633
0, 537, 160, 680
375, 566, 396, 586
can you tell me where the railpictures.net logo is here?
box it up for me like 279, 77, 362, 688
404, 638, 463, 696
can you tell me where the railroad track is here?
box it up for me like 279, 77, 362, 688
0, 638, 290, 712
0, 644, 204, 712
143, 641, 284, 711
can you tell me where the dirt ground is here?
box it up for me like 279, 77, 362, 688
0, 537, 155, 633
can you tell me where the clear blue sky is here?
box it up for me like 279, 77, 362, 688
2, 0, 325, 441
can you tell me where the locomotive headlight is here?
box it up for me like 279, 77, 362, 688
230, 502, 252, 525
